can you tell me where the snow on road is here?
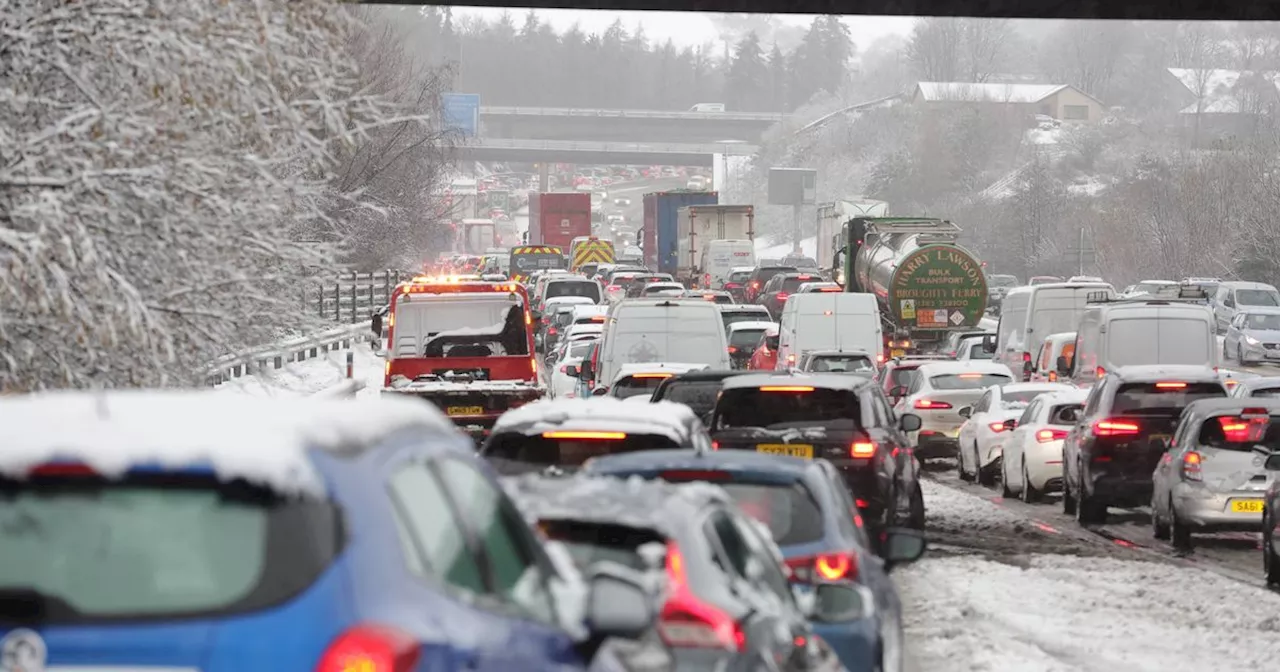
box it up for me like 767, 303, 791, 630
900, 477, 1280, 672
215, 345, 383, 397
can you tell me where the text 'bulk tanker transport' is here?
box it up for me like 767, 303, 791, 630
838, 217, 987, 355
642, 190, 719, 275
528, 192, 591, 250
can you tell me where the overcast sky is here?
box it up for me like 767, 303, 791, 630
449, 8, 916, 51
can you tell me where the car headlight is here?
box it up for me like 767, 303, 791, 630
1246, 335, 1261, 345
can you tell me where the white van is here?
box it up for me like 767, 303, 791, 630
701, 239, 755, 290
994, 286, 1032, 370
1067, 295, 1217, 386
689, 103, 726, 112
996, 282, 1115, 379
777, 293, 882, 370
593, 299, 731, 393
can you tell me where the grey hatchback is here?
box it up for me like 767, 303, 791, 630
1150, 398, 1280, 550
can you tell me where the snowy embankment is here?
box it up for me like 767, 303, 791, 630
215, 345, 384, 397
754, 235, 818, 259
899, 479, 1280, 672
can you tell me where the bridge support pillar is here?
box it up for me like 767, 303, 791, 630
538, 161, 550, 192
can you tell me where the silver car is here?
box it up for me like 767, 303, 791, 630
1151, 398, 1280, 550
1222, 307, 1280, 365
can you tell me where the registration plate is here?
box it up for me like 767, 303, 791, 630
890, 349, 906, 358
757, 444, 813, 459
1230, 499, 1265, 513
447, 405, 485, 416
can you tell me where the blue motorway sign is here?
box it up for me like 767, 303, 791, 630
442, 93, 480, 138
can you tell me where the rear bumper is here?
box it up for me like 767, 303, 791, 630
1173, 486, 1267, 531
1086, 472, 1153, 507
912, 430, 959, 459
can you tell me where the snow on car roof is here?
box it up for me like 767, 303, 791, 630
545, 296, 595, 308
916, 361, 1016, 377
727, 320, 777, 333
504, 472, 728, 534
491, 398, 699, 442
0, 391, 462, 497
570, 305, 609, 318
719, 304, 770, 313
999, 382, 1075, 393
565, 323, 604, 337
1033, 388, 1091, 405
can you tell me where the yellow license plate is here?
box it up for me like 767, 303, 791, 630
757, 444, 813, 459
1230, 499, 1264, 513
447, 406, 484, 416
890, 349, 906, 358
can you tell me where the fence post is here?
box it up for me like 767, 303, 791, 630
332, 282, 340, 323
384, 271, 391, 305
350, 282, 357, 324
346, 351, 354, 379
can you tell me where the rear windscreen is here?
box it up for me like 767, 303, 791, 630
721, 310, 771, 330
730, 329, 767, 348
964, 342, 994, 360
728, 271, 751, 283
809, 355, 874, 373
1049, 403, 1084, 425
929, 373, 1012, 390
717, 388, 862, 431
780, 276, 819, 293
1107, 318, 1211, 367
1197, 414, 1280, 452
717, 482, 824, 546
658, 380, 725, 414
538, 520, 664, 571
545, 281, 601, 303
614, 376, 668, 399
1112, 382, 1226, 416
0, 475, 340, 623
484, 434, 680, 473
1250, 387, 1280, 399
887, 366, 921, 390
752, 268, 794, 286
512, 253, 565, 273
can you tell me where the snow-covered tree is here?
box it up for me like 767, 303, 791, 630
0, 1, 448, 391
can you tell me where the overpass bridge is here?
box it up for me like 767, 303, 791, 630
455, 138, 759, 167
479, 106, 786, 144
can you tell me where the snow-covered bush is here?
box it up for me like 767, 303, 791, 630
0, 1, 444, 390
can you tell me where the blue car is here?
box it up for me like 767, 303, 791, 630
583, 448, 926, 672
0, 391, 649, 672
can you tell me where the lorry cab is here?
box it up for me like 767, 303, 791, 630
777, 293, 883, 370
1066, 287, 1218, 387
382, 277, 543, 438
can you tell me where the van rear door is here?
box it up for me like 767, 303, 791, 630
1105, 309, 1215, 368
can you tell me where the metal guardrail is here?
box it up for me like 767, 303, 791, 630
481, 106, 787, 122
462, 138, 760, 156
206, 320, 375, 386
305, 269, 408, 323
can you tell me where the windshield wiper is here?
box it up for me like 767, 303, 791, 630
0, 587, 80, 623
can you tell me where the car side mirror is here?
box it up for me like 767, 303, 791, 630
1265, 453, 1280, 471
883, 527, 927, 570
583, 562, 656, 641
565, 364, 580, 378
591, 387, 609, 397
805, 582, 875, 623
1003, 418, 1018, 431
1056, 355, 1071, 376
958, 406, 972, 419
898, 413, 922, 432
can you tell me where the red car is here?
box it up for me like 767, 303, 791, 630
747, 326, 780, 371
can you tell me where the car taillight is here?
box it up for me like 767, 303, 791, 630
1181, 450, 1203, 481
547, 326, 557, 335
988, 422, 1008, 433
784, 552, 858, 583
850, 441, 876, 458
751, 281, 760, 288
725, 282, 742, 289
777, 292, 790, 300
316, 624, 419, 672
1023, 352, 1031, 363
1092, 419, 1140, 437
728, 346, 738, 354
914, 399, 952, 410
660, 543, 745, 651
1036, 428, 1069, 443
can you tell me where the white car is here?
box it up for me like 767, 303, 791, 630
953, 333, 996, 361
956, 382, 1075, 486
641, 282, 686, 298
999, 388, 1089, 502
607, 362, 710, 399
550, 339, 597, 399
895, 361, 1016, 460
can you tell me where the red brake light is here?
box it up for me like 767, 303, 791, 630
316, 624, 420, 672
850, 441, 876, 458
820, 286, 841, 292
661, 543, 746, 651
547, 326, 558, 335
1023, 352, 1032, 363
1036, 428, 1069, 443
1155, 382, 1187, 389
988, 422, 1008, 433
728, 346, 738, 354
1182, 450, 1203, 481
1092, 419, 1140, 437
751, 281, 760, 288
776, 292, 790, 300
784, 552, 858, 583
914, 399, 952, 410
29, 463, 99, 477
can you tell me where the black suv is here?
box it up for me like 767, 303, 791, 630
708, 373, 926, 534
743, 265, 797, 303
757, 272, 824, 321
1062, 365, 1228, 524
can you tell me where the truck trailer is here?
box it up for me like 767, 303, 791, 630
675, 204, 755, 287
641, 190, 719, 275
528, 192, 591, 250
838, 217, 987, 355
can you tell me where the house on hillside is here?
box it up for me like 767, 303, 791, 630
1165, 68, 1280, 139
912, 82, 1106, 123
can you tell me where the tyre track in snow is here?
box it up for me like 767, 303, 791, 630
920, 460, 1267, 588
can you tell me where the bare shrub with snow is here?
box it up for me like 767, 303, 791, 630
0, 1, 449, 391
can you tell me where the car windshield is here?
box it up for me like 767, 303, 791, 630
537, 520, 663, 572
930, 373, 1012, 390
657, 380, 726, 414
809, 355, 874, 373
1245, 314, 1280, 330
0, 475, 340, 622
715, 482, 825, 546
717, 387, 862, 430
1112, 382, 1226, 416
1238, 289, 1280, 306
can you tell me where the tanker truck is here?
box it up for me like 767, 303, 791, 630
837, 217, 987, 357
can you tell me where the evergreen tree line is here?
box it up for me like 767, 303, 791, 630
406, 8, 854, 113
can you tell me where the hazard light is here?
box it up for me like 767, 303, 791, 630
760, 385, 813, 392
543, 431, 627, 440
